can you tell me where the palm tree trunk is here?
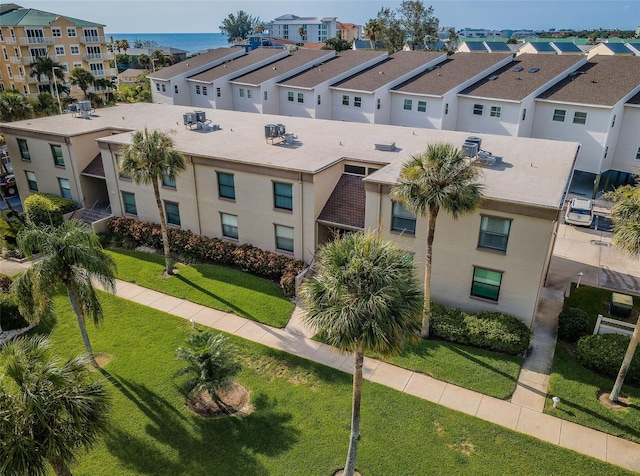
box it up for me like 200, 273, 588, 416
344, 346, 363, 476
50, 456, 73, 476
67, 285, 98, 368
152, 179, 173, 275
421, 207, 439, 338
610, 322, 639, 401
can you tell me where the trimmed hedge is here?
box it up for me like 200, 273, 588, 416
0, 293, 28, 331
24, 193, 76, 226
0, 273, 12, 293
558, 307, 589, 342
108, 217, 305, 299
576, 333, 640, 385
430, 303, 531, 355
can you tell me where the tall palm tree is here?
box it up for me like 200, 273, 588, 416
28, 56, 65, 95
0, 335, 111, 476
391, 142, 484, 338
138, 53, 151, 70
364, 19, 381, 49
116, 39, 130, 54
0, 90, 33, 121
94, 77, 116, 104
301, 232, 422, 476
120, 128, 186, 275
11, 220, 116, 367
69, 67, 95, 100
609, 184, 640, 402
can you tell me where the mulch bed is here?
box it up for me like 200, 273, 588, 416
186, 382, 252, 418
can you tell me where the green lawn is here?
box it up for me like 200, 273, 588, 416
371, 340, 522, 399
107, 249, 294, 328
546, 343, 640, 444
29, 293, 635, 475
564, 284, 639, 331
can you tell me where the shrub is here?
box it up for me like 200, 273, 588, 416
108, 217, 306, 299
430, 304, 531, 355
0, 293, 29, 330
0, 273, 12, 293
558, 308, 589, 342
24, 193, 76, 226
576, 334, 640, 384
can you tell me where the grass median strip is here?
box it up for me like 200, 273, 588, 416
107, 249, 294, 328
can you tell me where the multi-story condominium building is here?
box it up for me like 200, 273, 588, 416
0, 3, 113, 98
1, 103, 579, 327
268, 14, 338, 43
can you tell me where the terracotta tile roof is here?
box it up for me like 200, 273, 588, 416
537, 55, 640, 106
188, 48, 286, 83
81, 154, 105, 178
458, 53, 584, 101
230, 50, 333, 86
332, 51, 445, 92
392, 53, 511, 96
279, 50, 387, 88
318, 174, 365, 229
148, 47, 243, 80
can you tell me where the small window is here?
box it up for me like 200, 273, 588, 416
70, 45, 80, 55
122, 191, 137, 215
196, 85, 201, 94
217, 172, 235, 200
202, 86, 207, 96
161, 84, 166, 92
604, 146, 608, 159
611, 115, 616, 128
478, 216, 511, 252
25, 171, 38, 191
473, 104, 484, 116
50, 144, 64, 167
216, 87, 221, 97
353, 96, 361, 108
490, 106, 501, 118
275, 224, 294, 252
471, 267, 503, 301
522, 109, 527, 121
552, 109, 566, 122
162, 174, 176, 189
317, 94, 321, 105
391, 202, 416, 235
54, 46, 65, 56
164, 201, 181, 226
573, 111, 587, 125
288, 91, 294, 102
377, 98, 381, 110
116, 154, 130, 179
264, 91, 268, 101
417, 101, 427, 113
221, 213, 238, 239
297, 93, 304, 103
52, 27, 62, 38
17, 138, 30, 160
239, 88, 245, 98
58, 178, 72, 199
247, 89, 253, 99
344, 164, 366, 175
404, 99, 412, 111
174, 85, 178, 94
636, 147, 640, 161
67, 28, 77, 37
342, 95, 349, 106
445, 103, 449, 115
274, 182, 293, 211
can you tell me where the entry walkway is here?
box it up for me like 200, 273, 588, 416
110, 278, 639, 473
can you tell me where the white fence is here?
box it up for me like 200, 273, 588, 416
593, 314, 636, 337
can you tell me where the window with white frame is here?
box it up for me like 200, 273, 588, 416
6, 66, 12, 78
161, 84, 166, 92
174, 85, 178, 94
573, 111, 587, 125
552, 109, 566, 122
297, 92, 303, 103
22, 85, 28, 94
471, 267, 503, 301
478, 216, 511, 252
354, 96, 361, 108
89, 63, 104, 76
404, 99, 412, 111
72, 62, 82, 70
55, 45, 65, 56
239, 88, 245, 97
473, 104, 483, 115
288, 91, 294, 102
2, 48, 7, 60
221, 213, 238, 239
52, 27, 61, 37
216, 87, 221, 97
70, 45, 80, 55
156, 83, 160, 91
342, 95, 349, 106
317, 94, 321, 105
636, 146, 640, 161
377, 98, 381, 110
417, 100, 427, 112
263, 90, 267, 101
275, 225, 294, 252
444, 103, 449, 114
67, 27, 77, 37
195, 85, 201, 94
490, 106, 501, 117
202, 86, 207, 96
247, 89, 253, 99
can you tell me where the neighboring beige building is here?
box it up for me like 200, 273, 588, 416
118, 68, 146, 84
0, 103, 579, 327
0, 3, 114, 98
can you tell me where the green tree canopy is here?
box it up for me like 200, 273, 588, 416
0, 91, 33, 121
28, 56, 65, 95
322, 36, 352, 52
219, 10, 261, 42
376, 0, 439, 52
69, 67, 95, 100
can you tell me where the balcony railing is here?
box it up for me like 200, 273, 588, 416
5, 37, 16, 44
92, 67, 116, 77
81, 35, 105, 44
84, 53, 105, 60
8, 56, 21, 64
18, 36, 54, 45
24, 55, 59, 64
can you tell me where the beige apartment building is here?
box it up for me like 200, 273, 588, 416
0, 3, 113, 98
0, 103, 579, 327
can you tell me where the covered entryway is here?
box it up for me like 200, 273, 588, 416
317, 173, 366, 245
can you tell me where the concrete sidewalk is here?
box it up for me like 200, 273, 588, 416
110, 278, 639, 474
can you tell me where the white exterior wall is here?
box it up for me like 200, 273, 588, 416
440, 90, 460, 130
231, 84, 262, 113
151, 80, 175, 105
610, 105, 640, 174
331, 90, 376, 123
279, 86, 316, 118
456, 97, 522, 136
190, 82, 216, 109
515, 96, 536, 137
389, 93, 444, 129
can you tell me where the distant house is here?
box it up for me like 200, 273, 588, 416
118, 68, 146, 84
126, 46, 188, 64
268, 14, 338, 43
337, 22, 360, 42
586, 42, 637, 59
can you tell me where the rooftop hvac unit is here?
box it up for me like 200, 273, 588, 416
462, 141, 479, 158
466, 136, 482, 150
374, 141, 395, 152
67, 104, 79, 112
194, 110, 206, 123
183, 112, 196, 125
265, 123, 285, 139
78, 100, 92, 112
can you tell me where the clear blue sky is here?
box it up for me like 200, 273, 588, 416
24, 1, 640, 33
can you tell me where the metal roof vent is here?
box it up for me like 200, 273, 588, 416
513, 66, 524, 72
374, 141, 395, 152
488, 75, 498, 81
528, 67, 539, 73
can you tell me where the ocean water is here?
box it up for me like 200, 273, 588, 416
105, 33, 230, 55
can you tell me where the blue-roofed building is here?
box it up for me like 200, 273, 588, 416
587, 42, 636, 58
457, 41, 489, 52
550, 42, 583, 55
517, 42, 557, 55
484, 41, 512, 52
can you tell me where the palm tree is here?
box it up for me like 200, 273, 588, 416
301, 232, 422, 476
138, 53, 151, 70
120, 128, 186, 275
391, 142, 484, 338
175, 330, 242, 412
0, 335, 111, 476
11, 220, 116, 367
0, 90, 33, 121
364, 19, 381, 49
69, 67, 95, 100
28, 56, 65, 95
609, 184, 640, 402
116, 39, 130, 54
94, 77, 116, 104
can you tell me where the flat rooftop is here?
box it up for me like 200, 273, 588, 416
1, 103, 579, 210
